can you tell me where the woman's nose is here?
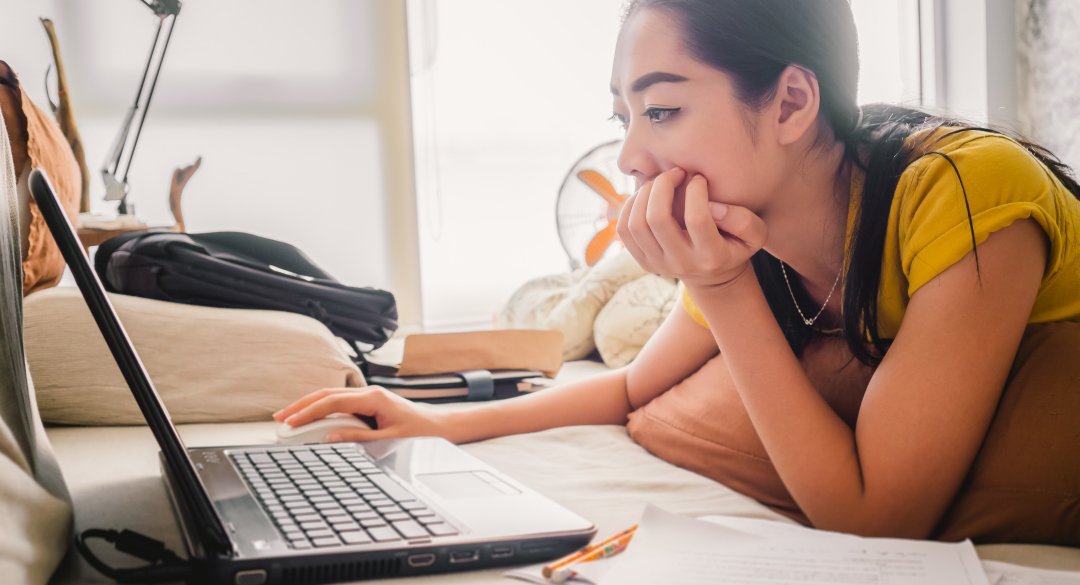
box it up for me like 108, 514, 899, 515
617, 127, 659, 181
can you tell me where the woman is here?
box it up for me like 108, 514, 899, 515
276, 0, 1080, 542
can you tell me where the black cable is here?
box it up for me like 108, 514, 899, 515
75, 528, 192, 584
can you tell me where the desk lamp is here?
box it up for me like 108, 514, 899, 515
100, 0, 181, 218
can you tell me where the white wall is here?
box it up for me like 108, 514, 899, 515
0, 0, 416, 313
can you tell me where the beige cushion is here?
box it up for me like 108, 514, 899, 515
24, 287, 364, 425
593, 274, 677, 368
497, 249, 649, 361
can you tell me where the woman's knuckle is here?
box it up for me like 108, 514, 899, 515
686, 214, 711, 231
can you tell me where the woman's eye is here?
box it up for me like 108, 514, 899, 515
644, 107, 680, 124
608, 112, 629, 130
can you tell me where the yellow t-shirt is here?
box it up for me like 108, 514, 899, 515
683, 129, 1080, 338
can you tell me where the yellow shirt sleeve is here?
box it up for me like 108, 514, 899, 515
680, 283, 710, 329
874, 130, 1080, 338
893, 133, 1068, 296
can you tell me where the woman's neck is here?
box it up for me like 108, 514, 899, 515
762, 140, 852, 302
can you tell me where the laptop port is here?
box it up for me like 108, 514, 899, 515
491, 546, 515, 559
449, 550, 480, 564
407, 553, 436, 568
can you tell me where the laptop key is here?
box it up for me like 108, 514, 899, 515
294, 514, 321, 523
383, 512, 410, 522
332, 521, 361, 532
306, 529, 335, 539
416, 515, 444, 525
359, 517, 387, 529
369, 475, 417, 502
391, 520, 428, 540
367, 526, 401, 542
425, 523, 459, 537
312, 536, 342, 547
299, 521, 328, 531
340, 531, 372, 545
291, 540, 312, 550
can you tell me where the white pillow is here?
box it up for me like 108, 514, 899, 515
594, 274, 678, 368
24, 287, 364, 425
497, 250, 647, 360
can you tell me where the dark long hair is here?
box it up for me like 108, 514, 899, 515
625, 0, 1080, 366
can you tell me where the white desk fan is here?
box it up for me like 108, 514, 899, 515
555, 140, 634, 270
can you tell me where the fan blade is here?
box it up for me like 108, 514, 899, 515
578, 169, 626, 207
585, 221, 618, 267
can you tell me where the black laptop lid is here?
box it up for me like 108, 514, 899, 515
28, 169, 231, 556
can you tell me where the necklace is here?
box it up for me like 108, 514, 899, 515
779, 261, 843, 327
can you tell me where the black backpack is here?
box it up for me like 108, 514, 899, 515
94, 230, 398, 352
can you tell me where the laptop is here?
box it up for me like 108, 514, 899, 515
29, 168, 596, 584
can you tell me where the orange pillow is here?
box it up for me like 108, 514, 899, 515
627, 336, 872, 525
627, 325, 1080, 545
0, 60, 81, 295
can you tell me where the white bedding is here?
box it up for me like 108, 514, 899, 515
46, 361, 1080, 584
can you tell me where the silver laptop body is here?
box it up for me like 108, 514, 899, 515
30, 168, 595, 584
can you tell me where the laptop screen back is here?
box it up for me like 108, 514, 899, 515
28, 168, 231, 555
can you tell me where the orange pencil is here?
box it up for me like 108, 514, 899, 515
541, 524, 638, 579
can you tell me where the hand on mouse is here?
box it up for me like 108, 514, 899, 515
273, 386, 454, 443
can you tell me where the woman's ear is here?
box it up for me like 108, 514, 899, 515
773, 64, 821, 146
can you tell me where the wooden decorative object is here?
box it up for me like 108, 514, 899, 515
40, 18, 91, 214
169, 156, 201, 233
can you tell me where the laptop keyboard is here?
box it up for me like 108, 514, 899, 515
231, 444, 459, 549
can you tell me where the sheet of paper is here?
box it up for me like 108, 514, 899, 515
698, 514, 858, 542
598, 505, 990, 585
983, 560, 1080, 585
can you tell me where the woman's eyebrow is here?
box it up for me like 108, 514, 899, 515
610, 71, 690, 96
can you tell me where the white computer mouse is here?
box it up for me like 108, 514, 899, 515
276, 414, 373, 445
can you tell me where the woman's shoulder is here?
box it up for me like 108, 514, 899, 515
893, 126, 1068, 216
900, 127, 1053, 190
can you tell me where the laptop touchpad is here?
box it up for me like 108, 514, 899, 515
418, 471, 520, 499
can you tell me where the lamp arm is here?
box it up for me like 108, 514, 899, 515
99, 0, 182, 213
121, 13, 177, 185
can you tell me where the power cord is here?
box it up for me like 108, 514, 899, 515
75, 528, 192, 584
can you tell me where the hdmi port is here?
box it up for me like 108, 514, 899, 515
407, 553, 436, 568
449, 550, 480, 564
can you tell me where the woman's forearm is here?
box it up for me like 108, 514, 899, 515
686, 276, 870, 530
438, 367, 632, 444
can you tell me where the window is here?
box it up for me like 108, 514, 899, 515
5, 0, 399, 291
406, 1, 924, 330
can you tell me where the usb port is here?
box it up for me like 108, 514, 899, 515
491, 546, 514, 559
407, 553, 436, 568
449, 550, 480, 564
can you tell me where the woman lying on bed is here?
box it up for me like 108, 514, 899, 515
275, 0, 1080, 545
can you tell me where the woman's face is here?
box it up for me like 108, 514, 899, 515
611, 8, 785, 214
